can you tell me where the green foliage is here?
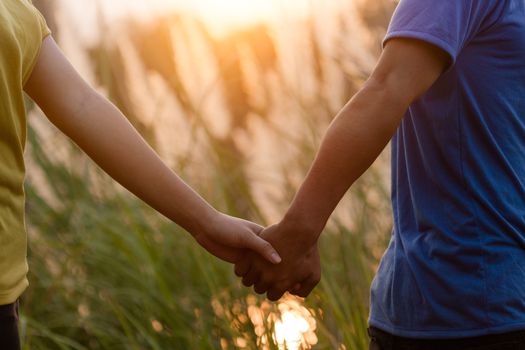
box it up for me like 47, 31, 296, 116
22, 126, 389, 350
22, 2, 394, 348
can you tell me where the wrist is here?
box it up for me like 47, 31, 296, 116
184, 205, 220, 238
281, 209, 324, 246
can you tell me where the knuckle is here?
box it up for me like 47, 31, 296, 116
267, 293, 280, 302
254, 284, 267, 294
234, 261, 249, 277
237, 233, 248, 246
242, 276, 254, 287
253, 277, 268, 294
297, 290, 310, 298
313, 275, 321, 285
297, 287, 312, 298
267, 288, 285, 302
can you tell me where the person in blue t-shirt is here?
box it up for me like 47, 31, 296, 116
235, 0, 525, 348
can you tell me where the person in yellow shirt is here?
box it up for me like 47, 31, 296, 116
0, 1, 281, 348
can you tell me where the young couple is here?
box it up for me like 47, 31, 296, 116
2, 0, 525, 349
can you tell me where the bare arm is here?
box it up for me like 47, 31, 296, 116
24, 36, 281, 264
285, 38, 450, 238
235, 38, 450, 300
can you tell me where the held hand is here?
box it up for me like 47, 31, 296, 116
234, 221, 321, 301
193, 212, 282, 265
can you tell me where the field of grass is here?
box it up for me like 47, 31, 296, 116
22, 1, 395, 349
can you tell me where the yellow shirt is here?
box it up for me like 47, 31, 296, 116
0, 0, 50, 305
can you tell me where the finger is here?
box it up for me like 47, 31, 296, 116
266, 281, 289, 302
254, 278, 271, 295
289, 276, 308, 297
242, 266, 260, 287
240, 233, 282, 265
234, 256, 252, 277
267, 286, 287, 302
254, 282, 270, 295
292, 273, 321, 298
291, 283, 302, 293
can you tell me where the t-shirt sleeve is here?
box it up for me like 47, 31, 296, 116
22, 5, 52, 85
34, 8, 52, 40
383, 0, 499, 64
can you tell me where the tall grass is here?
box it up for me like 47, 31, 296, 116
23, 1, 395, 349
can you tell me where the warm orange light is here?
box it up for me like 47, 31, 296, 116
246, 294, 318, 350
184, 0, 310, 35
87, 0, 315, 36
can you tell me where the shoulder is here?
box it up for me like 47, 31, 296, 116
1, 0, 52, 84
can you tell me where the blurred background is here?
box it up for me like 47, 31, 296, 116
24, 0, 396, 349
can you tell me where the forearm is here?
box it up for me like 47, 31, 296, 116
50, 89, 217, 236
23, 37, 215, 235
284, 80, 409, 240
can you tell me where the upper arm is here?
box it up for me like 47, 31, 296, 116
24, 36, 96, 130
365, 37, 450, 109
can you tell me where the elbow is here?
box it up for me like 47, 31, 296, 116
359, 74, 413, 116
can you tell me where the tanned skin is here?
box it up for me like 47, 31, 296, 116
234, 38, 450, 301
24, 37, 282, 266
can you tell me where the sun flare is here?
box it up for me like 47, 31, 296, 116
191, 0, 277, 24
246, 295, 318, 350
184, 0, 310, 35
94, 0, 312, 36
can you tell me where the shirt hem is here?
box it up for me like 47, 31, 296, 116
0, 279, 29, 306
22, 31, 51, 87
383, 30, 457, 65
369, 317, 525, 339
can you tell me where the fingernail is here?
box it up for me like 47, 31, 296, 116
271, 252, 282, 264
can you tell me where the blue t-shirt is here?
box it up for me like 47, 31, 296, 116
369, 0, 525, 338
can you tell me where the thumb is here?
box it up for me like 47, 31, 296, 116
242, 233, 281, 264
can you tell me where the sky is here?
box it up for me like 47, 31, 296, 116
94, 0, 312, 33
62, 0, 344, 37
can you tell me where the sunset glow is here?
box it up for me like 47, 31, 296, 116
184, 0, 310, 34
85, 0, 320, 36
